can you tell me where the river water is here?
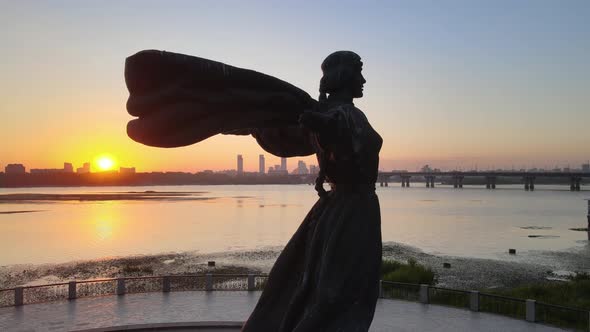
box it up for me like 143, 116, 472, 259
0, 185, 588, 266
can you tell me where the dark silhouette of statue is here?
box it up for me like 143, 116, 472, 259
124, 50, 383, 331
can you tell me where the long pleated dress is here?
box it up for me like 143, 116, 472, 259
242, 102, 383, 332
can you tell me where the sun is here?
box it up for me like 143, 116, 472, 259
96, 155, 116, 171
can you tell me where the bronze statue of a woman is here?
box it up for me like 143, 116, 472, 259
124, 50, 383, 331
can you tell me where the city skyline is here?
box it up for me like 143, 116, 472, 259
4, 156, 590, 175
1, 2, 589, 172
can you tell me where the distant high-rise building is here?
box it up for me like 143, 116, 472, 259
309, 165, 319, 175
294, 160, 309, 174
281, 157, 287, 171
268, 164, 288, 175
120, 167, 136, 174
31, 168, 64, 174
259, 155, 265, 174
64, 162, 74, 173
582, 163, 590, 173
31, 162, 75, 174
5, 164, 25, 174
77, 162, 91, 174
237, 155, 244, 175
420, 164, 433, 173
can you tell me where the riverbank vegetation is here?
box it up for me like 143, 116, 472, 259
481, 273, 590, 330
486, 272, 590, 310
381, 258, 436, 285
379, 258, 589, 330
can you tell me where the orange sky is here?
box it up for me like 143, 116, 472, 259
1, 2, 589, 173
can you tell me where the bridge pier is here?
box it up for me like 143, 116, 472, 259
453, 175, 463, 188
572, 177, 582, 191
425, 176, 435, 188
485, 176, 496, 189
401, 176, 411, 188
524, 176, 535, 191
378, 171, 585, 192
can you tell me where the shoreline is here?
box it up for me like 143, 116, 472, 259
1, 242, 588, 290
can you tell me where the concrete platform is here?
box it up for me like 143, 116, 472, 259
0, 291, 564, 331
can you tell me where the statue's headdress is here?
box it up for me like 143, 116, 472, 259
319, 51, 362, 103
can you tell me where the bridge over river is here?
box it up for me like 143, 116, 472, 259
377, 171, 589, 191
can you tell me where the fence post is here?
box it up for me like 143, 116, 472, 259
68, 281, 77, 300
419, 284, 429, 304
14, 287, 23, 306
525, 299, 536, 322
247, 274, 255, 291
378, 280, 383, 299
469, 291, 479, 312
206, 274, 213, 291
116, 278, 126, 296
163, 276, 171, 293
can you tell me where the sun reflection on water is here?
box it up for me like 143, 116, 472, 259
94, 219, 114, 240
0, 185, 588, 266
88, 202, 122, 245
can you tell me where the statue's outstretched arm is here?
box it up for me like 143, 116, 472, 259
124, 50, 318, 150
251, 126, 315, 157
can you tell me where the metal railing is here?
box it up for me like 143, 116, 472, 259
379, 281, 420, 301
22, 282, 69, 305
536, 301, 590, 331
76, 279, 117, 298
0, 274, 267, 307
478, 292, 526, 320
1, 276, 588, 331
0, 288, 16, 307
379, 282, 588, 331
428, 286, 470, 310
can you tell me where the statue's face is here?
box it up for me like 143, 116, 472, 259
320, 52, 365, 99
351, 61, 366, 98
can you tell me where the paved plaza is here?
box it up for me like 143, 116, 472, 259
0, 291, 564, 331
